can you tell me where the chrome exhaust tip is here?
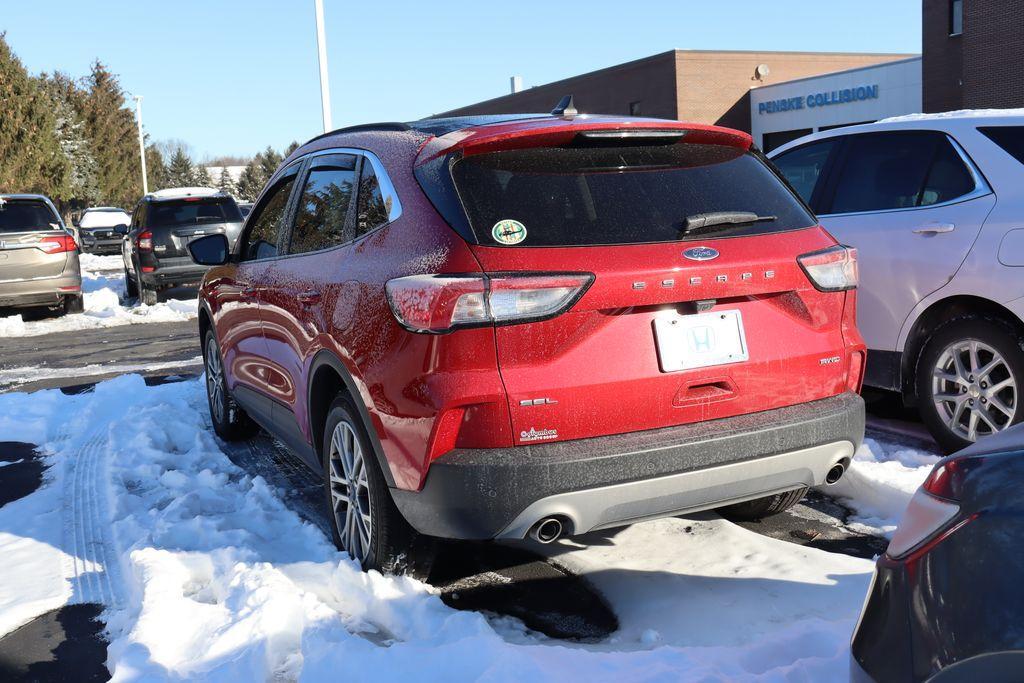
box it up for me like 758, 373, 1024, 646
529, 517, 564, 544
825, 462, 847, 485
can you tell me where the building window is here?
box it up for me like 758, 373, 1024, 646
629, 101, 642, 116
949, 0, 963, 35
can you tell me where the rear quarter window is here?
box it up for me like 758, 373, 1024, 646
450, 143, 816, 247
979, 126, 1024, 165
0, 200, 61, 233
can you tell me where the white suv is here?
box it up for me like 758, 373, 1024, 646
770, 112, 1024, 452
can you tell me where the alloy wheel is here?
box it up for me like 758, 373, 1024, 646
205, 336, 225, 425
931, 339, 1017, 442
328, 420, 372, 564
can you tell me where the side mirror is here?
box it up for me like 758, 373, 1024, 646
115, 224, 129, 235
188, 233, 230, 266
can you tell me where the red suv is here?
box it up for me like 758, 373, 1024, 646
190, 111, 866, 573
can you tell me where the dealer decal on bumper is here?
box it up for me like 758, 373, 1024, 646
520, 427, 558, 443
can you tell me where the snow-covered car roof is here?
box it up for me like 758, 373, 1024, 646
768, 108, 1024, 158
146, 187, 224, 201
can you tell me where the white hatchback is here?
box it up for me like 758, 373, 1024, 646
770, 111, 1024, 452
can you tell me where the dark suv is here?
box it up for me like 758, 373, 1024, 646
123, 188, 243, 305
191, 112, 866, 574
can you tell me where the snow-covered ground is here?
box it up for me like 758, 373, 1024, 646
0, 254, 197, 338
0, 376, 940, 681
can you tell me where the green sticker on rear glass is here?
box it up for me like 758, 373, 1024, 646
492, 219, 527, 245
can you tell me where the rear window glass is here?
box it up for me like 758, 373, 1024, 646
979, 126, 1024, 165
147, 197, 242, 227
451, 144, 815, 247
0, 200, 61, 233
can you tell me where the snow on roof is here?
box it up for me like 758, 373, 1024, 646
147, 187, 221, 200
881, 108, 1024, 123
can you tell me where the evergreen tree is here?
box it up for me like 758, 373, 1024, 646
235, 153, 264, 201
144, 144, 168, 193
40, 72, 99, 208
0, 34, 69, 195
217, 167, 237, 196
78, 61, 143, 207
283, 140, 300, 158
192, 164, 213, 187
165, 147, 194, 187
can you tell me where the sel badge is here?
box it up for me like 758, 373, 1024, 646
492, 219, 527, 245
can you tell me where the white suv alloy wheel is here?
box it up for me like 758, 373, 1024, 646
932, 339, 1017, 442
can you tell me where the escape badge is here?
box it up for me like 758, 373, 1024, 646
492, 219, 527, 245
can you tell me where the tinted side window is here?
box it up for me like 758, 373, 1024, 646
240, 171, 297, 261
772, 139, 837, 206
356, 160, 390, 238
920, 139, 975, 206
288, 154, 356, 254
830, 132, 937, 213
979, 126, 1024, 165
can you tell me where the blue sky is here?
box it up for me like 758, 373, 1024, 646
2, 1, 920, 160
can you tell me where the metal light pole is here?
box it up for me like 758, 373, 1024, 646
134, 95, 149, 195
314, 0, 332, 133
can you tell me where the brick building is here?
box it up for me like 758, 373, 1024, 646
434, 50, 911, 134
923, 0, 1024, 112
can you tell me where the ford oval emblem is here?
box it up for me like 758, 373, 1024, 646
683, 246, 719, 261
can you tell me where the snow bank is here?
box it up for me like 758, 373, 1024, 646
0, 376, 884, 681
0, 255, 197, 338
827, 437, 941, 537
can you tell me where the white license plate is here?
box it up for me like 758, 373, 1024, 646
653, 309, 749, 372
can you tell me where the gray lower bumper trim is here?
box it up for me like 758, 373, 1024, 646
391, 392, 864, 540
497, 440, 854, 539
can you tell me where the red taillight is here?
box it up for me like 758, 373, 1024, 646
37, 235, 77, 254
136, 230, 153, 251
798, 245, 858, 292
886, 456, 984, 559
385, 272, 594, 333
922, 456, 984, 502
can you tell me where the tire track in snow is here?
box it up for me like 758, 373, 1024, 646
61, 430, 124, 608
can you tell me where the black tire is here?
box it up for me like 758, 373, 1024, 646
916, 316, 1024, 454
63, 294, 85, 315
717, 487, 807, 522
124, 266, 138, 299
322, 395, 433, 575
203, 329, 258, 441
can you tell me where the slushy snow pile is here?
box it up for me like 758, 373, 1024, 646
0, 254, 197, 337
0, 375, 941, 681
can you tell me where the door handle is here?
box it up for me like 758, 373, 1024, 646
296, 290, 321, 305
913, 222, 955, 235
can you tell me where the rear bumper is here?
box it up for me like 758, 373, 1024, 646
391, 391, 865, 540
81, 238, 122, 254
140, 258, 208, 287
0, 273, 83, 308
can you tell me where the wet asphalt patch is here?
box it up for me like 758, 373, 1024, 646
0, 604, 108, 682
734, 490, 889, 559
430, 541, 619, 640
0, 442, 46, 507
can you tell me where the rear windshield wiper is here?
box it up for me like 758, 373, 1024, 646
681, 211, 776, 235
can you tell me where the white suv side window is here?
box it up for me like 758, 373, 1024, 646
828, 132, 976, 214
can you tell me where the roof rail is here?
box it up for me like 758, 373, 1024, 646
303, 122, 412, 146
